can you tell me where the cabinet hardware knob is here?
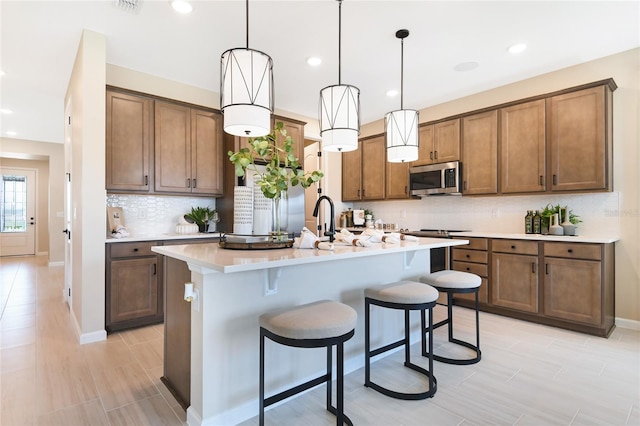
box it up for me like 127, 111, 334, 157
404, 185, 408, 194
511, 245, 516, 249
466, 254, 470, 258
568, 249, 573, 253
553, 174, 557, 185
430, 151, 433, 160
466, 267, 470, 271
532, 262, 536, 273
133, 248, 139, 252
187, 178, 191, 188
463, 181, 467, 191
539, 175, 543, 186
193, 178, 197, 188
546, 263, 549, 275
144, 175, 148, 186
434, 151, 438, 160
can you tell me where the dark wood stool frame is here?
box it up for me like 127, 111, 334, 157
423, 286, 481, 365
364, 297, 437, 400
259, 327, 355, 426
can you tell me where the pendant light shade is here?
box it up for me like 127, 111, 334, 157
319, 0, 360, 152
220, 0, 274, 137
386, 29, 419, 163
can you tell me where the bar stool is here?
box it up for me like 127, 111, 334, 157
419, 270, 482, 365
259, 300, 357, 426
364, 280, 439, 400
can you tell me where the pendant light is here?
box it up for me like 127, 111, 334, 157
385, 29, 419, 163
220, 0, 273, 137
319, 0, 360, 152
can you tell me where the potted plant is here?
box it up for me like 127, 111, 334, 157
228, 121, 323, 238
540, 203, 581, 233
185, 206, 216, 233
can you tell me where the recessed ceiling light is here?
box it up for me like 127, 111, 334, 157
0, 108, 13, 114
454, 61, 479, 72
171, 0, 192, 14
306, 57, 322, 66
508, 43, 527, 54
6, 131, 17, 136
386, 90, 398, 97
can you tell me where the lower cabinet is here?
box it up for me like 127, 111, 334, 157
106, 241, 163, 332
452, 237, 489, 304
452, 237, 615, 337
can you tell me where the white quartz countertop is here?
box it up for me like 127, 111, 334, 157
105, 232, 222, 243
449, 231, 619, 244
151, 237, 468, 273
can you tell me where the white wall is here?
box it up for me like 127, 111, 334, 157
65, 29, 107, 342
352, 48, 640, 324
0, 138, 65, 263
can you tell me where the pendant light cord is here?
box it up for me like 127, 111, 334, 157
338, 0, 343, 84
245, 0, 249, 49
400, 36, 404, 110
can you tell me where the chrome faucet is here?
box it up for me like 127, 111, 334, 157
313, 195, 335, 242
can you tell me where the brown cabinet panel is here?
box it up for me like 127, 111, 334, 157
500, 100, 546, 193
462, 110, 498, 195
491, 253, 538, 313
543, 257, 602, 325
452, 261, 488, 278
154, 101, 191, 193
109, 257, 160, 324
341, 145, 362, 201
456, 277, 488, 304
543, 242, 601, 261
492, 239, 539, 256
110, 241, 157, 258
191, 109, 223, 195
362, 136, 386, 200
386, 161, 410, 199
453, 237, 488, 250
548, 86, 609, 191
106, 91, 153, 192
414, 125, 434, 167
452, 248, 488, 264
413, 119, 460, 166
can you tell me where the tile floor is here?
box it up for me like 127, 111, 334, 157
1, 255, 639, 425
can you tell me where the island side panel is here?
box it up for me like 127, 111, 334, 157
189, 249, 432, 425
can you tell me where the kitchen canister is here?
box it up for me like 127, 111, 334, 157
233, 186, 253, 234
549, 213, 564, 235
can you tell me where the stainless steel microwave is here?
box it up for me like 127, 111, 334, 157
409, 161, 462, 196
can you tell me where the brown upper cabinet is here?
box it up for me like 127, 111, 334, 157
547, 85, 612, 192
274, 115, 305, 165
462, 110, 498, 195
341, 136, 386, 201
106, 90, 153, 192
154, 101, 223, 196
386, 160, 410, 200
499, 99, 546, 194
413, 119, 460, 166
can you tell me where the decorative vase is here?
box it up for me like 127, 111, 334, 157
560, 206, 577, 236
271, 190, 289, 241
549, 213, 564, 235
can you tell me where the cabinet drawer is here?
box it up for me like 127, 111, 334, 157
543, 243, 601, 261
110, 241, 158, 258
452, 261, 488, 277
452, 249, 488, 264
492, 239, 538, 255
453, 237, 488, 251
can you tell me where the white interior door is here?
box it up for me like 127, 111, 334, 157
0, 168, 36, 256
63, 100, 73, 307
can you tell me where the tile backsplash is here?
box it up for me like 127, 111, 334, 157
106, 194, 215, 236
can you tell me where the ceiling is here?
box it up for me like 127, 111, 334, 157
1, 1, 638, 144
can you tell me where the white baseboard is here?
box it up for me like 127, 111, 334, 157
70, 308, 107, 345
48, 260, 64, 267
186, 407, 203, 426
615, 317, 640, 330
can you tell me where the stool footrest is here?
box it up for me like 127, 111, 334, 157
365, 362, 437, 401
264, 374, 329, 408
370, 338, 405, 358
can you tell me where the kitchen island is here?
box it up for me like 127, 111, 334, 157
152, 237, 468, 426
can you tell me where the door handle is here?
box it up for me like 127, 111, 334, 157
192, 178, 197, 188
532, 262, 536, 273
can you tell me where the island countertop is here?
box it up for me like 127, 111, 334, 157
151, 237, 469, 273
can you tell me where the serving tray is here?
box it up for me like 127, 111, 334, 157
219, 234, 294, 250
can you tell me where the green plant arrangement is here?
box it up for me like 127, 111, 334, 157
364, 208, 374, 219
540, 203, 582, 228
185, 206, 216, 232
228, 121, 324, 199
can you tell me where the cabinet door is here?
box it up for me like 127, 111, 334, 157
500, 100, 546, 193
548, 86, 608, 191
274, 116, 305, 166
341, 147, 362, 201
109, 257, 160, 324
155, 101, 191, 193
413, 124, 434, 166
386, 161, 410, 199
543, 257, 602, 325
433, 118, 460, 163
462, 110, 498, 195
491, 253, 538, 313
191, 109, 223, 195
361, 136, 386, 200
106, 91, 152, 192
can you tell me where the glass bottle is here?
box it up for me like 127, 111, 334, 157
533, 210, 542, 234
525, 210, 533, 234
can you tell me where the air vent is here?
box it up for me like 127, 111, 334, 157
115, 0, 141, 13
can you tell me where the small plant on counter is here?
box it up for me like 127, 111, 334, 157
364, 208, 374, 219
228, 121, 324, 199
540, 203, 581, 228
185, 206, 216, 232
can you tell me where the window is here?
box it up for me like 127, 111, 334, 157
1, 174, 27, 233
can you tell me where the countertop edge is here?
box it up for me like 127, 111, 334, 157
105, 233, 223, 243
449, 232, 619, 244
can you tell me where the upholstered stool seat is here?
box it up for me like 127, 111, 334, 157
420, 270, 482, 365
364, 281, 439, 400
259, 300, 357, 425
